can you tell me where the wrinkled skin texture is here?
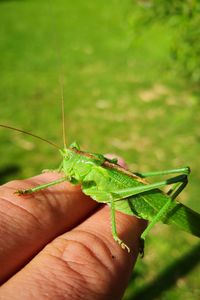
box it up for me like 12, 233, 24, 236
0, 158, 146, 300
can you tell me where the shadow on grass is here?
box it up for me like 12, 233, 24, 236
0, 165, 21, 184
129, 242, 200, 300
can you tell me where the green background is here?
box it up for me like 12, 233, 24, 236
0, 1, 200, 299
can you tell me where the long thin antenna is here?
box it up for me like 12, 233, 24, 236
0, 124, 60, 149
59, 74, 67, 148
48, 0, 67, 148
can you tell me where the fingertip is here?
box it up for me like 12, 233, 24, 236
0, 172, 98, 283
104, 153, 128, 169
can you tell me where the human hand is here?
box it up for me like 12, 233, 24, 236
0, 161, 146, 300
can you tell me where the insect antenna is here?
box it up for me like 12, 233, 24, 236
0, 124, 60, 149
60, 74, 67, 149
47, 0, 67, 149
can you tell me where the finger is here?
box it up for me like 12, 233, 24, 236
105, 153, 128, 169
0, 173, 98, 283
1, 205, 146, 300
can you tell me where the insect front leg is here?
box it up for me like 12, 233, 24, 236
42, 162, 63, 174
110, 197, 130, 253
16, 177, 68, 195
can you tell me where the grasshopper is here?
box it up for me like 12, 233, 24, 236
0, 2, 199, 254
0, 124, 200, 254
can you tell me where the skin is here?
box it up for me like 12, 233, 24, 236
0, 158, 147, 300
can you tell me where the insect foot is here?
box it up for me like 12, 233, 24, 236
42, 169, 53, 173
15, 189, 31, 195
139, 238, 145, 258
114, 237, 130, 253
42, 169, 60, 173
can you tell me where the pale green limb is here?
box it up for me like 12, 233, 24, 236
167, 175, 188, 200
42, 162, 63, 174
167, 182, 180, 197
136, 167, 190, 199
135, 166, 190, 178
113, 174, 188, 200
140, 175, 188, 254
112, 172, 189, 256
110, 197, 130, 253
16, 177, 68, 195
57, 162, 64, 172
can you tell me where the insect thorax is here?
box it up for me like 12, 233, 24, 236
61, 147, 102, 182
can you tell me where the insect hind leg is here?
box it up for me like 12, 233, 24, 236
141, 173, 188, 242
136, 166, 190, 178
167, 174, 188, 200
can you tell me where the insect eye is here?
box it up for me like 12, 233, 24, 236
64, 151, 70, 159
69, 141, 80, 150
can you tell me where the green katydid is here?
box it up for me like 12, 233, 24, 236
0, 124, 200, 254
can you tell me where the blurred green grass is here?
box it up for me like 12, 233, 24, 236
0, 0, 200, 299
